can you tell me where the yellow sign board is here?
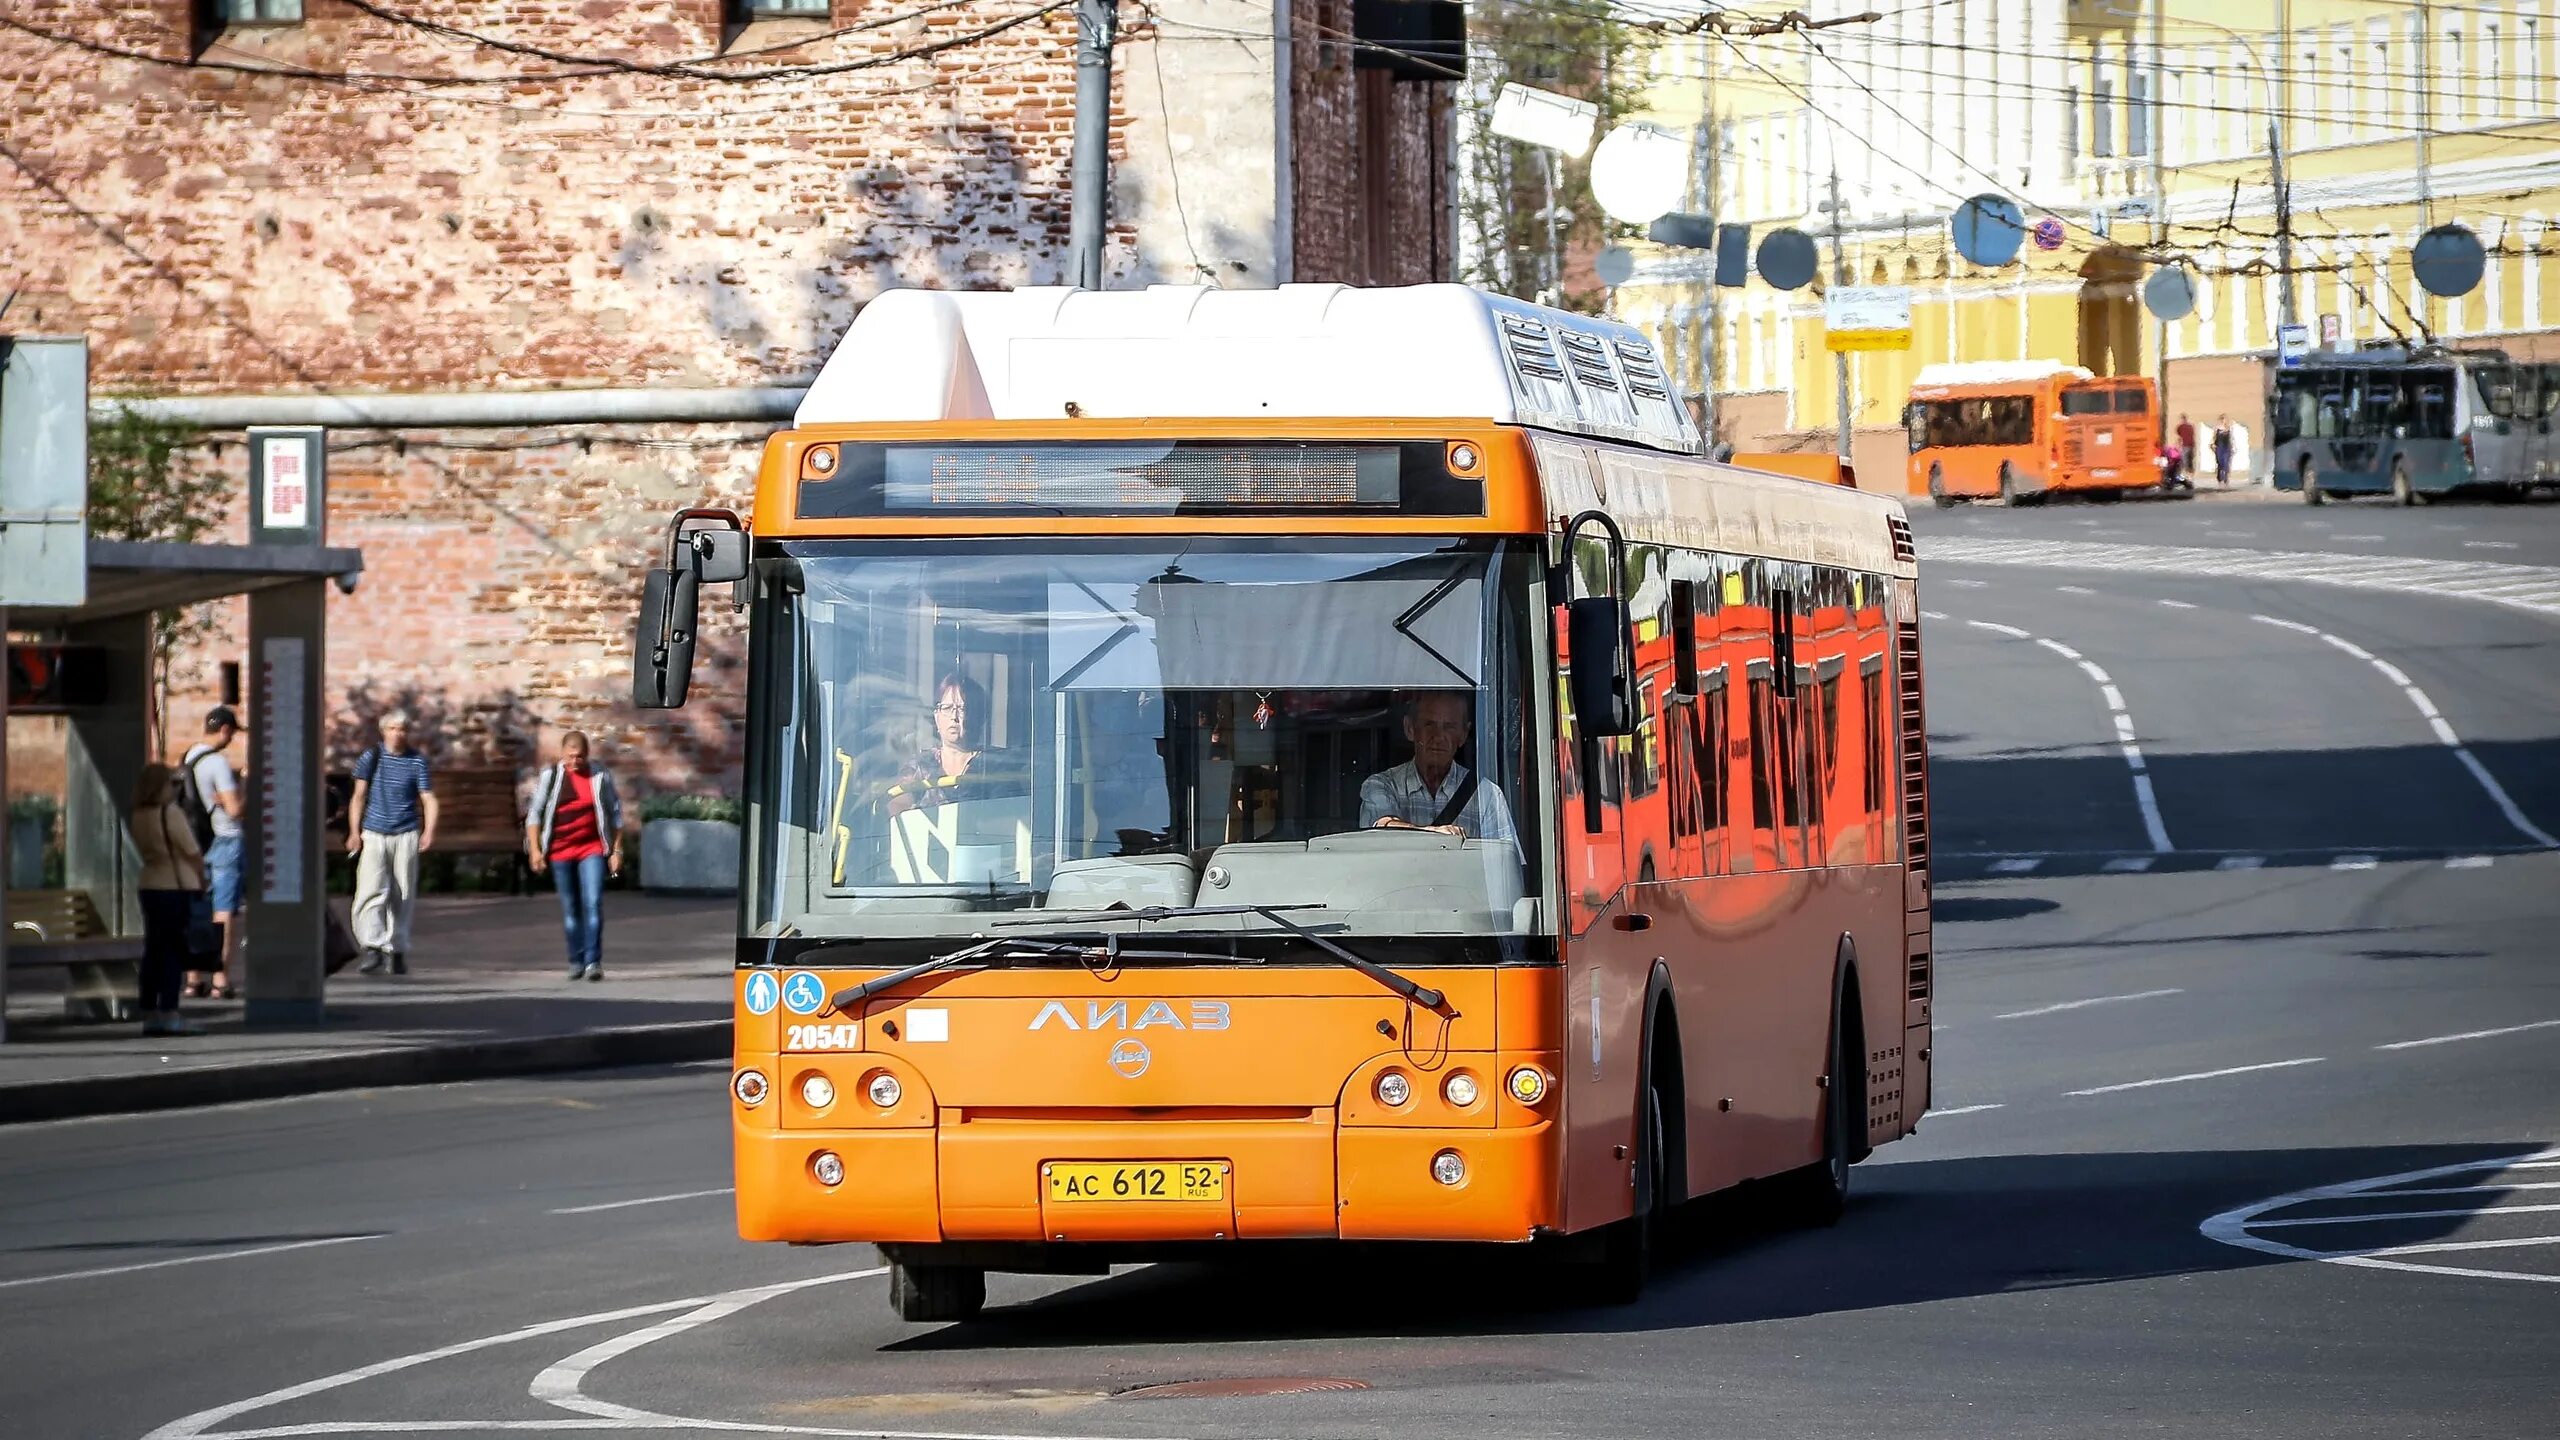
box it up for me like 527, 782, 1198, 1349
1824, 285, 1914, 353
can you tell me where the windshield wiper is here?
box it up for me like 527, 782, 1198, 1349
824, 933, 1247, 1013
999, 904, 1451, 1013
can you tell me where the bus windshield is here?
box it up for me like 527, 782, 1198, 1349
744, 538, 1545, 941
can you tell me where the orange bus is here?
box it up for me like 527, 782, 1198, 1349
633, 285, 1935, 1322
1905, 361, 2160, 505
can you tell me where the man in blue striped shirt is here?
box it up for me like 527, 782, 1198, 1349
348, 712, 438, 975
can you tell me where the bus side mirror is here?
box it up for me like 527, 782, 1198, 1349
633, 565, 700, 710
690, 528, 749, 584
1567, 596, 1634, 737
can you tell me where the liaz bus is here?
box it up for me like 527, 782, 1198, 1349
633, 285, 1935, 1322
2272, 346, 2560, 503
1904, 360, 2159, 505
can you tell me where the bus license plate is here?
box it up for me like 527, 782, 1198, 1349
1045, 1162, 1225, 1203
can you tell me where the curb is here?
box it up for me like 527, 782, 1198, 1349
0, 1018, 732, 1125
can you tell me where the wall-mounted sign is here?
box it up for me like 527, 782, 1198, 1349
2277, 324, 2312, 367
1825, 286, 1914, 352
246, 426, 327, 547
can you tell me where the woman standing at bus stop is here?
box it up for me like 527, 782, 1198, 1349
525, 732, 624, 981
128, 763, 205, 1036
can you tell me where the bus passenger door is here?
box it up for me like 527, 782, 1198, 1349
1556, 533, 1639, 1236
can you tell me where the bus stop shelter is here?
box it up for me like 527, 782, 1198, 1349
2, 537, 361, 1038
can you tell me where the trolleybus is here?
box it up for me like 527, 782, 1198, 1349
2273, 346, 2560, 503
633, 285, 1935, 1321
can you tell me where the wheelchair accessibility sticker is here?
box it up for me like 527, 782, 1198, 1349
781, 971, 827, 1016
742, 971, 780, 1017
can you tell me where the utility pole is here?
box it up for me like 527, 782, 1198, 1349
2273, 0, 2298, 336
1829, 164, 1851, 465
2414, 0, 2434, 229
1068, 0, 1117, 290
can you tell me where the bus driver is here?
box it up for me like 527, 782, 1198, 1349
1359, 692, 1517, 842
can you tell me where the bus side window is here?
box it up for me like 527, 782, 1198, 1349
1734, 558, 1777, 875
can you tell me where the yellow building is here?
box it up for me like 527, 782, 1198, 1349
1615, 0, 2560, 489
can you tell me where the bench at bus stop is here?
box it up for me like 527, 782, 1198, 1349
6, 889, 145, 1022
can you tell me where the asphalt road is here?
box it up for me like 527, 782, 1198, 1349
5, 496, 2556, 1440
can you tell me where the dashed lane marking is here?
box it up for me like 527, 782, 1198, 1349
2466, 541, 2521, 550
2248, 612, 2559, 849
549, 1186, 735, 1216
2332, 854, 2380, 871
2375, 1018, 2560, 1051
1919, 535, 2560, 621
1922, 610, 1951, 621
2215, 855, 2267, 871
2204, 1150, 2560, 1285
2056, 584, 2096, 594
0, 1234, 385, 1292
2102, 856, 2157, 872
2064, 1057, 2324, 1097
1995, 988, 2183, 1020
1988, 857, 2043, 874
2447, 854, 2495, 868
1925, 1103, 2006, 1117
2157, 597, 2198, 609
1961, 620, 2172, 853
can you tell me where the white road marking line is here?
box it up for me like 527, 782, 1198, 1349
2033, 637, 2084, 661
2332, 855, 2379, 871
2465, 540, 2520, 550
0, 1234, 385, 1292
2065, 1057, 2324, 1096
2247, 611, 2560, 849
1923, 535, 2560, 621
2360, 1181, 2560, 1196
2446, 855, 2494, 869
2056, 584, 2096, 595
1966, 619, 2033, 639
1926, 1103, 2006, 1117
2157, 597, 2198, 609
1996, 988, 2183, 1020
143, 1267, 898, 1440
2375, 1018, 2560, 1051
2338, 533, 2386, 542
2215, 855, 2267, 870
1945, 577, 1988, 588
2202, 1147, 2560, 1285
2102, 856, 2157, 873
1922, 610, 1951, 621
549, 1186, 734, 1216
2361, 1234, 2560, 1258
1988, 857, 2043, 873
2248, 1201, 2560, 1229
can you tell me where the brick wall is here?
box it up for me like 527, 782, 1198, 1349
6, 1, 1452, 796
1288, 0, 1451, 285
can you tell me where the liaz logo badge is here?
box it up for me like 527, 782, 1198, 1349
1109, 1039, 1152, 1078
1027, 1000, 1230, 1032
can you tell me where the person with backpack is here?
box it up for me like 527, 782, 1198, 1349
129, 762, 206, 1036
347, 712, 437, 975
178, 706, 246, 1000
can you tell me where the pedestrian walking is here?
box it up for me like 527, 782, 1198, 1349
2211, 414, 2236, 487
525, 732, 624, 981
2174, 413, 2198, 485
178, 706, 245, 1000
348, 712, 437, 975
129, 763, 206, 1036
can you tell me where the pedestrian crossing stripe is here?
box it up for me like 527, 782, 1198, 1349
781, 971, 827, 1016
1918, 536, 2560, 621
743, 971, 781, 1016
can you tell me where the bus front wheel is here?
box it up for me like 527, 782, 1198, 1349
889, 1260, 986, 1324
2392, 462, 2422, 507
2300, 462, 2324, 506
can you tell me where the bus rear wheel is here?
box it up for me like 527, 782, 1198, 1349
2392, 462, 2423, 507
1928, 465, 1957, 509
2300, 461, 2323, 505
889, 1260, 986, 1324
1773, 987, 1862, 1227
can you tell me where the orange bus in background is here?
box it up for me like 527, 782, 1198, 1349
1906, 361, 2159, 505
632, 285, 1934, 1324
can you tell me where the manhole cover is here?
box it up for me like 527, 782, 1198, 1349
1115, 1377, 1371, 1400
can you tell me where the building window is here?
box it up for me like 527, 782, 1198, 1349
2126, 53, 2151, 156
209, 0, 302, 22
2334, 27, 2356, 139
2064, 84, 2082, 170
2486, 16, 2507, 123
2299, 44, 2323, 145
2445, 23, 2469, 127
2093, 73, 2115, 158
2527, 17, 2547, 111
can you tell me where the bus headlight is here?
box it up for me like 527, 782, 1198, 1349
800, 1073, 836, 1109
866, 1071, 903, 1109
811, 1151, 845, 1187
1431, 1149, 1467, 1186
733, 1068, 769, 1107
1444, 1072, 1481, 1107
1506, 1066, 1549, 1105
1376, 1071, 1412, 1107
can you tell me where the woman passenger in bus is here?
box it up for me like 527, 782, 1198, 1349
886, 671, 1022, 813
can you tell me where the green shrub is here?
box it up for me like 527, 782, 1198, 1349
640, 793, 741, 825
